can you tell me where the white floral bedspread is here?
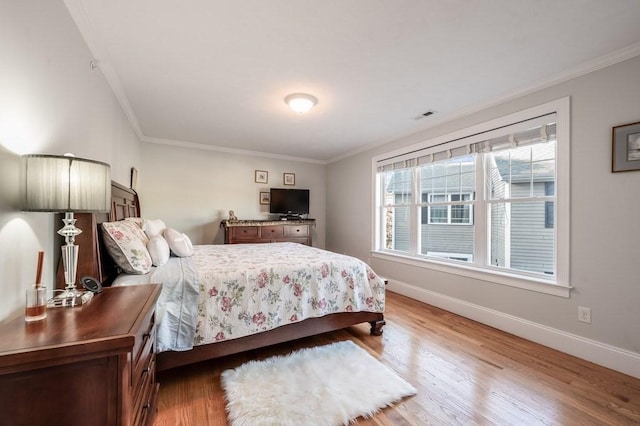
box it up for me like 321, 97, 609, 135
190, 242, 386, 346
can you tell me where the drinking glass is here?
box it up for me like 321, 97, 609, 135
25, 286, 47, 322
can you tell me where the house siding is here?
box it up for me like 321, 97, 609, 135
510, 182, 555, 274
421, 224, 474, 258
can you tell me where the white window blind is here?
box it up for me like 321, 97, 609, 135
376, 113, 557, 172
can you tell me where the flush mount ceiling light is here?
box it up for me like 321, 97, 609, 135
285, 93, 318, 114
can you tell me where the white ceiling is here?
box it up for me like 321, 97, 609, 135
66, 1, 640, 163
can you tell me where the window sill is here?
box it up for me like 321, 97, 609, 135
371, 251, 572, 298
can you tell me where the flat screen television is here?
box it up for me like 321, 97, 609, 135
269, 188, 310, 216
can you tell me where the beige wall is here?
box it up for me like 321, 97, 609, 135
327, 56, 640, 359
0, 1, 141, 321
140, 142, 326, 248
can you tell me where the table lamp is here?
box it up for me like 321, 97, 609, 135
20, 154, 111, 306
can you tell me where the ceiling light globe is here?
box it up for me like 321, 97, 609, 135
285, 93, 318, 114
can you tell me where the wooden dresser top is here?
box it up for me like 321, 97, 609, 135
0, 284, 161, 370
221, 219, 315, 227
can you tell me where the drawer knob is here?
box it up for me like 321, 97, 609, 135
143, 367, 151, 374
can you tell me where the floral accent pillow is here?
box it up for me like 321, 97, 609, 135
101, 221, 153, 274
122, 217, 149, 244
123, 217, 144, 228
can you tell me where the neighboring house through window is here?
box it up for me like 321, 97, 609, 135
374, 98, 570, 296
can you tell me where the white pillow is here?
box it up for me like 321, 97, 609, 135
143, 219, 167, 239
101, 221, 153, 274
147, 236, 170, 266
164, 227, 194, 257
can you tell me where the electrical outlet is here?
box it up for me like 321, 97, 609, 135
578, 306, 592, 323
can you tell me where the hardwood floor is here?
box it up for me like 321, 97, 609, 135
154, 291, 640, 425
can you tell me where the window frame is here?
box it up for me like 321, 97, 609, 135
372, 97, 571, 297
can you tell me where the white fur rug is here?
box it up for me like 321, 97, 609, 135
221, 340, 416, 426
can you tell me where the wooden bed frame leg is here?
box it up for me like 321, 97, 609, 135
369, 319, 385, 336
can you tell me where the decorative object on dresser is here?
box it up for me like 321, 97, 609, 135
221, 341, 416, 425
221, 219, 315, 245
228, 209, 238, 221
81, 275, 103, 293
20, 154, 111, 307
0, 284, 161, 426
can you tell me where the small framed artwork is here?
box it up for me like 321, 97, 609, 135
283, 173, 295, 186
259, 191, 270, 205
130, 167, 138, 190
612, 121, 640, 172
255, 170, 268, 183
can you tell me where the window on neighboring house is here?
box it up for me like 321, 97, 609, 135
422, 193, 474, 225
374, 98, 570, 294
545, 182, 554, 228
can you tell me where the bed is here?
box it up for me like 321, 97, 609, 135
60, 181, 385, 371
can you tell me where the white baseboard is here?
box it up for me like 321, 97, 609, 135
387, 280, 640, 379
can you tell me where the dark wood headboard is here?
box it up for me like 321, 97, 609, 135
56, 181, 141, 288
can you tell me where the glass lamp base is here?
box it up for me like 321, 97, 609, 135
48, 288, 93, 307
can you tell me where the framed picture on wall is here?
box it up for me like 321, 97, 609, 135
255, 170, 268, 183
612, 121, 640, 172
283, 173, 295, 186
259, 192, 270, 205
130, 167, 138, 190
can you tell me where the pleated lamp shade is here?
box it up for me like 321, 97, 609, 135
20, 154, 111, 213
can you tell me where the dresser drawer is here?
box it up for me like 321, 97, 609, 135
133, 356, 157, 426
285, 225, 309, 237
223, 221, 314, 245
261, 226, 285, 238
132, 307, 157, 426
231, 226, 259, 239
133, 322, 155, 399
133, 308, 155, 368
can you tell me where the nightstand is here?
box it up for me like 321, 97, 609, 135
0, 284, 161, 426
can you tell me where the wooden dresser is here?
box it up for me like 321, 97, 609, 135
222, 219, 315, 246
0, 284, 161, 426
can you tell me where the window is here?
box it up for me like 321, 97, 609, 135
486, 141, 556, 275
373, 98, 570, 295
422, 193, 474, 225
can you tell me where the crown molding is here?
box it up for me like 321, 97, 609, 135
64, 0, 640, 166
328, 42, 640, 164
141, 136, 327, 165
